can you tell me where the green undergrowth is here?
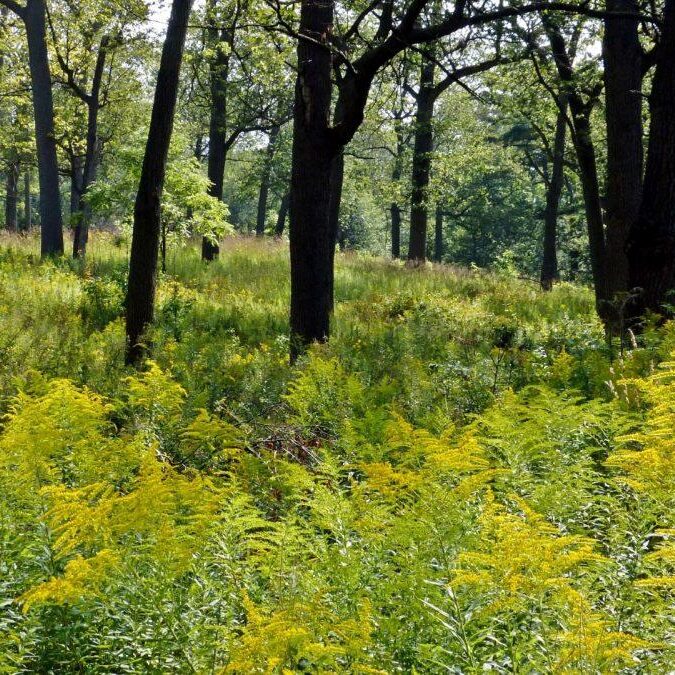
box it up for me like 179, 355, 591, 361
0, 233, 674, 672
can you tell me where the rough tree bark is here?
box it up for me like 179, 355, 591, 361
0, 0, 64, 255
125, 0, 193, 365
540, 95, 568, 290
407, 55, 435, 263
289, 0, 336, 359
255, 123, 280, 236
627, 0, 675, 318
603, 0, 643, 297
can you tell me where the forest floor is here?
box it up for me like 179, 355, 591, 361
0, 233, 674, 672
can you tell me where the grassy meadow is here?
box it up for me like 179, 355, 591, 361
0, 233, 674, 672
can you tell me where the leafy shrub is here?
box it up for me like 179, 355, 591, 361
80, 274, 125, 330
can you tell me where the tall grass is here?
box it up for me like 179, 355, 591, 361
3, 232, 674, 672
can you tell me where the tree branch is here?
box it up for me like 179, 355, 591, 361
0, 0, 24, 19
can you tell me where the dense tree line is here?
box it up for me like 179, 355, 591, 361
0, 0, 673, 361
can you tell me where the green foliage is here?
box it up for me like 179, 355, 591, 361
87, 126, 231, 249
0, 235, 674, 671
79, 273, 126, 330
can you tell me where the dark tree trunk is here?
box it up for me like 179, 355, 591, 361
73, 40, 108, 258
203, 21, 231, 261
23, 0, 63, 255
408, 56, 435, 263
390, 119, 404, 259
5, 158, 18, 231
545, 19, 608, 312
433, 203, 443, 262
125, 0, 193, 365
391, 203, 402, 259
23, 170, 31, 230
603, 0, 643, 297
627, 0, 675, 319
255, 123, 280, 236
289, 0, 336, 360
275, 190, 289, 236
573, 118, 607, 307
540, 96, 568, 290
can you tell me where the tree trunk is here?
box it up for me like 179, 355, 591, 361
544, 19, 608, 312
540, 96, 567, 290
23, 0, 63, 256
391, 202, 402, 259
23, 170, 31, 230
433, 203, 443, 262
125, 0, 193, 365
203, 20, 231, 261
5, 158, 18, 231
275, 190, 289, 236
289, 0, 336, 360
73, 42, 107, 258
408, 56, 435, 263
627, 0, 675, 319
572, 114, 607, 309
390, 119, 404, 259
603, 0, 643, 297
255, 124, 280, 236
